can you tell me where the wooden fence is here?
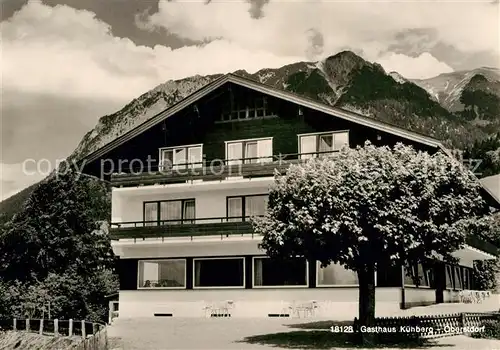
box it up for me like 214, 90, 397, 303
0, 318, 108, 349
364, 312, 500, 339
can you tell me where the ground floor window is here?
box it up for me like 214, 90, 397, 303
317, 262, 358, 286
445, 264, 455, 289
194, 257, 245, 288
376, 264, 401, 287
405, 263, 433, 288
138, 259, 186, 288
462, 266, 473, 289
454, 266, 464, 290
253, 257, 308, 287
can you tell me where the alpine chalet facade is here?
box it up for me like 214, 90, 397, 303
81, 74, 500, 319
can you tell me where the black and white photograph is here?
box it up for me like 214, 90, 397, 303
1, 0, 499, 349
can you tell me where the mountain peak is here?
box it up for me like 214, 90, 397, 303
469, 73, 489, 84
321, 51, 373, 89
323, 50, 368, 71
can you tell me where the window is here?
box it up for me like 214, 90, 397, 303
159, 144, 203, 170
220, 96, 272, 121
253, 257, 308, 287
462, 267, 472, 290
376, 264, 401, 287
138, 259, 186, 288
454, 266, 463, 290
225, 138, 273, 165
144, 202, 159, 227
194, 258, 245, 288
445, 264, 454, 289
298, 131, 349, 159
317, 262, 358, 286
144, 199, 195, 226
404, 263, 432, 287
227, 195, 268, 221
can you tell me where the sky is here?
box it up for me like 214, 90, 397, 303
1, 0, 499, 200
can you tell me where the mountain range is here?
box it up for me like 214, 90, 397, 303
1, 51, 499, 224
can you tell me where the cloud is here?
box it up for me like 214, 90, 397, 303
139, 0, 498, 76
1, 1, 302, 103
378, 52, 454, 80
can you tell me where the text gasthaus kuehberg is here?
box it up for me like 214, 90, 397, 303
359, 325, 486, 334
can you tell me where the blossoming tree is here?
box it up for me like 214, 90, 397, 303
253, 142, 494, 341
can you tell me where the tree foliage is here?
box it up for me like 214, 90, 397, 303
473, 213, 500, 292
0, 170, 116, 322
253, 142, 495, 340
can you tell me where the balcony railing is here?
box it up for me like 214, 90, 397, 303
109, 217, 499, 257
110, 150, 339, 187
109, 216, 260, 241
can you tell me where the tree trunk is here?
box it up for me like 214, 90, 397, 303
357, 266, 376, 344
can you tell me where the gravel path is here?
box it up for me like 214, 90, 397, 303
107, 299, 500, 349
107, 318, 500, 350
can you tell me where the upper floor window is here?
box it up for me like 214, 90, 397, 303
225, 137, 273, 165
227, 194, 268, 221
159, 144, 203, 170
144, 199, 195, 226
298, 131, 349, 160
220, 96, 272, 122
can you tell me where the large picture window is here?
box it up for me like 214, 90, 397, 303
144, 199, 195, 226
404, 263, 432, 287
225, 138, 273, 165
138, 259, 186, 288
227, 194, 268, 221
298, 131, 349, 160
445, 264, 454, 289
462, 267, 472, 290
376, 264, 402, 287
317, 262, 358, 286
253, 257, 308, 287
454, 266, 464, 290
194, 258, 245, 288
159, 144, 203, 170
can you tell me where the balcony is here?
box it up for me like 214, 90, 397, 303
109, 219, 499, 258
109, 216, 258, 241
110, 151, 337, 187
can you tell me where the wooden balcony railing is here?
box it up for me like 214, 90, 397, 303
110, 150, 339, 187
110, 216, 259, 241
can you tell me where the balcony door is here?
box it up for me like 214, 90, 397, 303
227, 194, 268, 222
226, 138, 272, 165
144, 199, 195, 226
160, 145, 203, 170
299, 131, 349, 160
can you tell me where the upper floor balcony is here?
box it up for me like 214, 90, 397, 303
110, 150, 339, 188
109, 216, 258, 242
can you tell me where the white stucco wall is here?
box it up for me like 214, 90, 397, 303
118, 287, 402, 319
112, 178, 273, 224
